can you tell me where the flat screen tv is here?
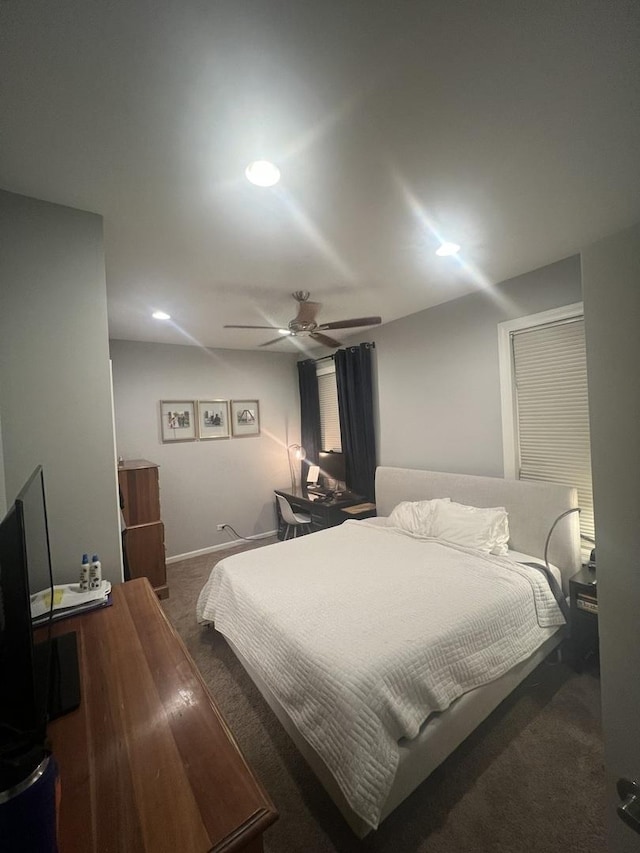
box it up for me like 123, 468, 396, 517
0, 466, 80, 789
318, 450, 346, 489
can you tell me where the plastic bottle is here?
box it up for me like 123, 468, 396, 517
89, 554, 102, 591
80, 553, 90, 591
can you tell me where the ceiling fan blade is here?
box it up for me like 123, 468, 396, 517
310, 332, 342, 348
259, 336, 289, 347
224, 324, 281, 330
317, 316, 382, 331
295, 301, 321, 325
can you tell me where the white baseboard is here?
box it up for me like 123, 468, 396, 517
166, 529, 278, 564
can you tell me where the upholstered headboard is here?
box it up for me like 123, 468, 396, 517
375, 467, 581, 591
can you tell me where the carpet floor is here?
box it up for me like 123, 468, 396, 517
162, 538, 605, 853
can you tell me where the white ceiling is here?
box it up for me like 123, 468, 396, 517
2, 0, 639, 353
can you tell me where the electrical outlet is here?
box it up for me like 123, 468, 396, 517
216, 523, 226, 531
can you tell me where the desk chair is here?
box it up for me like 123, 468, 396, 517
276, 493, 312, 540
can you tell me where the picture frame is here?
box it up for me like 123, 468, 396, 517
231, 399, 260, 437
197, 400, 230, 440
160, 400, 196, 442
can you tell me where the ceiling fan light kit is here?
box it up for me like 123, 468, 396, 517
224, 291, 382, 349
436, 241, 461, 257
245, 160, 281, 187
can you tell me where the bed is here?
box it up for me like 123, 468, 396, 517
196, 466, 581, 836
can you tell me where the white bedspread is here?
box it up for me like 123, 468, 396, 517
196, 520, 564, 829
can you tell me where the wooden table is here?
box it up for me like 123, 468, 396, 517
42, 579, 277, 852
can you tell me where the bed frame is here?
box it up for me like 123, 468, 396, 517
226, 466, 581, 836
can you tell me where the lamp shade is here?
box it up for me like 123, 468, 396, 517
287, 444, 307, 491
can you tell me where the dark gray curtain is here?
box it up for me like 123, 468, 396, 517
335, 343, 376, 500
296, 359, 321, 480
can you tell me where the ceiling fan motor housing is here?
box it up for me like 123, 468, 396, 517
288, 319, 317, 333
224, 290, 381, 347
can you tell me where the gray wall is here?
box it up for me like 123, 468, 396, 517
0, 415, 6, 518
109, 340, 299, 558
346, 255, 582, 477
0, 190, 122, 585
582, 223, 640, 853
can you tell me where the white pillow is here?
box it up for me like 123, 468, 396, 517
388, 498, 451, 537
491, 512, 510, 556
430, 500, 510, 555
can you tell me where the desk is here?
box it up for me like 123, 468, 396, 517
274, 487, 376, 539
41, 579, 277, 852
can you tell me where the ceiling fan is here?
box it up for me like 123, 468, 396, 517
224, 291, 382, 348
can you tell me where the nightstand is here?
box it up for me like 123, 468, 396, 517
568, 565, 599, 670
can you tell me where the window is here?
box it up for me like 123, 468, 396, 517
317, 363, 342, 452
498, 303, 594, 544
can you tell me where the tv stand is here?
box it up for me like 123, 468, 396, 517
38, 579, 277, 851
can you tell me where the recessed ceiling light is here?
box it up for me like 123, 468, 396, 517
278, 328, 292, 336
245, 160, 281, 187
152, 310, 171, 320
436, 242, 461, 257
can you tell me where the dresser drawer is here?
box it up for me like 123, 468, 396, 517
124, 522, 167, 598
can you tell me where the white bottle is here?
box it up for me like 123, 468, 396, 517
89, 554, 102, 591
80, 553, 90, 591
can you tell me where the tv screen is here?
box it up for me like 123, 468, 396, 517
318, 451, 346, 488
0, 466, 80, 787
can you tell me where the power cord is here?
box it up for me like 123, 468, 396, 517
218, 523, 265, 542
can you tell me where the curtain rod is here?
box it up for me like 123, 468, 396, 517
310, 341, 376, 364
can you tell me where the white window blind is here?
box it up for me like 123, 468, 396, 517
317, 365, 342, 452
511, 317, 594, 541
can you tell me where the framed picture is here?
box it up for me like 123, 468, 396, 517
231, 399, 260, 437
197, 400, 230, 440
160, 400, 196, 442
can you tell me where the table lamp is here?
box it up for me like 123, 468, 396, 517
287, 444, 306, 492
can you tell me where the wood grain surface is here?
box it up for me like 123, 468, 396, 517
42, 579, 277, 852
124, 523, 168, 597
118, 462, 161, 527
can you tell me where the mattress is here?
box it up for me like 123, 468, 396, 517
196, 519, 565, 829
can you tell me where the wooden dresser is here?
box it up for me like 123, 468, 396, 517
118, 458, 168, 598
44, 579, 278, 852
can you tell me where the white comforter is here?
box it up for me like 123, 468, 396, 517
196, 520, 564, 829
